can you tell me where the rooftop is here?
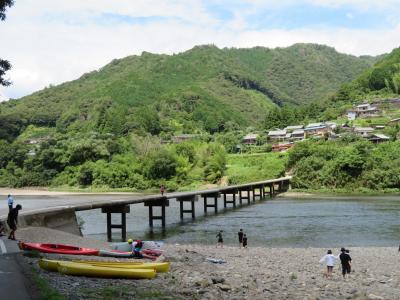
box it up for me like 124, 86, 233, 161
268, 130, 287, 136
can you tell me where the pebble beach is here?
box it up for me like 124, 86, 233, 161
15, 227, 400, 300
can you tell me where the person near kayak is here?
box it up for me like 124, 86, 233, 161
7, 204, 22, 240
128, 239, 144, 258
339, 247, 352, 278
242, 234, 248, 248
216, 230, 223, 248
7, 194, 14, 212
319, 249, 338, 278
238, 228, 244, 248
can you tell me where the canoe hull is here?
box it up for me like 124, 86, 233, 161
57, 261, 156, 279
20, 242, 99, 256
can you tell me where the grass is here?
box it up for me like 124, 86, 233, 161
30, 267, 64, 300
226, 152, 288, 184
79, 286, 185, 300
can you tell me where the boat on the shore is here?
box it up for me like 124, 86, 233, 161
39, 258, 170, 273
19, 242, 99, 255
56, 261, 156, 279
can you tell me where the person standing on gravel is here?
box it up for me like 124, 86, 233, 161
7, 194, 14, 212
7, 204, 22, 240
339, 248, 352, 278
319, 249, 338, 278
216, 230, 223, 248
238, 229, 244, 248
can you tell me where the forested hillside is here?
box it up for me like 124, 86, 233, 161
0, 44, 376, 140
0, 43, 381, 190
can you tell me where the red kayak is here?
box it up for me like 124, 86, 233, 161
19, 242, 99, 256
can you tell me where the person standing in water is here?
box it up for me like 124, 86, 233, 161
238, 229, 244, 248
216, 230, 223, 248
319, 249, 338, 278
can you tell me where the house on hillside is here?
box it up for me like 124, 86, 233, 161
354, 127, 374, 137
242, 133, 259, 145
284, 125, 304, 132
369, 133, 390, 143
268, 129, 287, 142
304, 123, 328, 137
291, 129, 305, 141
172, 134, 198, 143
347, 103, 379, 120
388, 118, 400, 124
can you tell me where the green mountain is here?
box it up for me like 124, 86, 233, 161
1, 43, 377, 139
335, 47, 400, 103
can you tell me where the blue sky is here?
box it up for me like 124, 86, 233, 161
1, 0, 400, 100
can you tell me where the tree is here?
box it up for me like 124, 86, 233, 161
0, 0, 14, 86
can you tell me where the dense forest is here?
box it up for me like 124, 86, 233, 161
1, 43, 398, 191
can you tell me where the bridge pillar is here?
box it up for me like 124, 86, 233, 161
221, 188, 238, 208
101, 204, 130, 242
252, 185, 263, 201
176, 195, 197, 220
144, 198, 169, 228
202, 192, 220, 214
239, 187, 251, 204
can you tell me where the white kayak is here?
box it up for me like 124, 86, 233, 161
111, 241, 164, 252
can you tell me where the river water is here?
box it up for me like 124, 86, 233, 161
76, 195, 400, 247
4, 194, 400, 247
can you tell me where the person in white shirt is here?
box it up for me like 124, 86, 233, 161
7, 194, 14, 212
319, 249, 338, 278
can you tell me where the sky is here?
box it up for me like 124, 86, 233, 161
1, 0, 400, 100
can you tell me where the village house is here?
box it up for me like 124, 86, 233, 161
368, 133, 390, 144
347, 103, 379, 120
353, 127, 374, 137
284, 125, 304, 132
291, 129, 305, 141
171, 134, 198, 143
304, 123, 328, 137
268, 129, 287, 142
388, 118, 400, 124
242, 133, 259, 145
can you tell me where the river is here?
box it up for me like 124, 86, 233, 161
3, 194, 400, 247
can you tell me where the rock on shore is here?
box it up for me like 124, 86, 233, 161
18, 228, 400, 299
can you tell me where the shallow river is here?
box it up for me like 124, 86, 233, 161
4, 194, 400, 247
79, 195, 400, 247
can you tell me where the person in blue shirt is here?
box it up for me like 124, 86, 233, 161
7, 194, 14, 212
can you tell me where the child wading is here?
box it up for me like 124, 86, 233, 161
319, 249, 337, 278
216, 230, 223, 248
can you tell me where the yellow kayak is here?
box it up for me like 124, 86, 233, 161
39, 259, 170, 273
57, 261, 156, 279
73, 260, 170, 273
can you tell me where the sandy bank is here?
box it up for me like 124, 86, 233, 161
16, 227, 400, 299
0, 187, 142, 196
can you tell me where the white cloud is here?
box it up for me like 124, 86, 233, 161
1, 0, 400, 99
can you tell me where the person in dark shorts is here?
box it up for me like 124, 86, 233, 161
7, 204, 22, 240
345, 249, 352, 273
242, 234, 248, 248
238, 229, 244, 248
216, 230, 223, 248
339, 247, 352, 278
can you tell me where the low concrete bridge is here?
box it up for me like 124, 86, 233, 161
0, 177, 291, 241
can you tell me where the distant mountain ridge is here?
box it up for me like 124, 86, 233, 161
0, 43, 379, 138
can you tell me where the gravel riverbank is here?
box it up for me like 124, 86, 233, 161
16, 227, 400, 299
